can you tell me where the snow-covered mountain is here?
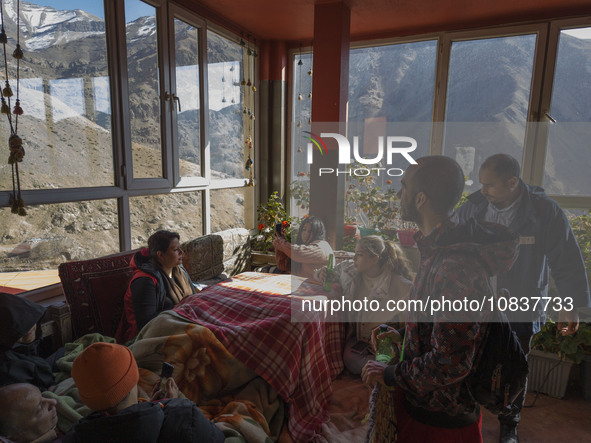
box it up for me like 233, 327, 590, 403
1, 0, 104, 51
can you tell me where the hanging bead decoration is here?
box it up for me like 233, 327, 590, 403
242, 34, 256, 187
296, 44, 303, 154
1, 0, 26, 215
230, 65, 236, 104
307, 42, 313, 130
221, 61, 226, 104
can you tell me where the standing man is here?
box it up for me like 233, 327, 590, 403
454, 153, 590, 443
362, 156, 519, 442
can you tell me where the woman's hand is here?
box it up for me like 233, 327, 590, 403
315, 266, 327, 282
370, 325, 401, 353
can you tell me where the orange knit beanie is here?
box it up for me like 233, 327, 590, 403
72, 342, 139, 411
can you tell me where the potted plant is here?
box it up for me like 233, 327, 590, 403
567, 211, 591, 399
345, 164, 400, 234
251, 191, 291, 260
528, 321, 591, 398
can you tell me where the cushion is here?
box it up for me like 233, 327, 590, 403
58, 250, 137, 340
182, 228, 251, 282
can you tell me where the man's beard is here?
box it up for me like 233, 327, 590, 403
400, 199, 420, 224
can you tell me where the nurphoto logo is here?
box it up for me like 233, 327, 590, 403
304, 132, 418, 177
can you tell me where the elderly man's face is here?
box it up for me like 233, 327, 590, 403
1, 384, 58, 442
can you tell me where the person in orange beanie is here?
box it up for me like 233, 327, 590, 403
63, 342, 224, 443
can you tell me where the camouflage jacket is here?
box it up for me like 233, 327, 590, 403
384, 218, 519, 416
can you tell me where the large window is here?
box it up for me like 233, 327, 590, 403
348, 40, 437, 158
0, 1, 113, 190
0, 0, 255, 274
442, 34, 537, 192
207, 30, 246, 180
541, 26, 591, 196
0, 201, 119, 272
125, 0, 162, 180
289, 21, 591, 231
129, 192, 203, 248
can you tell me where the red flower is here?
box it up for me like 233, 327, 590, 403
298, 172, 306, 177
282, 220, 289, 225
386, 180, 392, 184
258, 224, 265, 230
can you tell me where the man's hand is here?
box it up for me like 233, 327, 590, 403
558, 309, 579, 336
361, 360, 387, 388
370, 325, 401, 353
150, 377, 180, 401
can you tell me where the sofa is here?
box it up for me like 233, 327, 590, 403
58, 228, 251, 340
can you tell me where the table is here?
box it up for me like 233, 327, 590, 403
173, 272, 346, 442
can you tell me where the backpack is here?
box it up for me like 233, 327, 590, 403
466, 290, 529, 415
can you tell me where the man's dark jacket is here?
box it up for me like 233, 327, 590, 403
63, 398, 224, 443
454, 182, 590, 331
0, 292, 54, 390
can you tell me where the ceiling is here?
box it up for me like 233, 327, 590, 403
178, 0, 591, 42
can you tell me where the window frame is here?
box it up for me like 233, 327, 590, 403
0, 0, 257, 257
288, 18, 591, 214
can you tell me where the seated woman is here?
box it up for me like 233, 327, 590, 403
116, 230, 197, 343
272, 215, 333, 279
315, 235, 412, 374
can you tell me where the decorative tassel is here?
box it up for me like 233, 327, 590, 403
1, 99, 10, 114
0, 28, 7, 44
12, 44, 24, 60
2, 83, 13, 98
17, 195, 26, 216
13, 99, 23, 115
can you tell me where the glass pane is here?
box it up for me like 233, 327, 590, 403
175, 18, 202, 178
542, 27, 591, 196
126, 0, 162, 179
129, 192, 203, 248
348, 40, 436, 156
210, 187, 254, 232
290, 52, 313, 220
207, 30, 245, 179
0, 1, 113, 191
444, 35, 536, 192
0, 200, 119, 272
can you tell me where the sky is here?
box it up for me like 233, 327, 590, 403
27, 0, 154, 22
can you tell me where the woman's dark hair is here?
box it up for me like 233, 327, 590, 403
295, 216, 326, 245
147, 230, 180, 260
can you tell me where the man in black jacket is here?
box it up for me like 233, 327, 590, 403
64, 342, 224, 443
0, 293, 55, 390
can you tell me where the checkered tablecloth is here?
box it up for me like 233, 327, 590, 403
174, 272, 346, 442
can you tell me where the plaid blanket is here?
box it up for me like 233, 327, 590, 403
174, 272, 346, 442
